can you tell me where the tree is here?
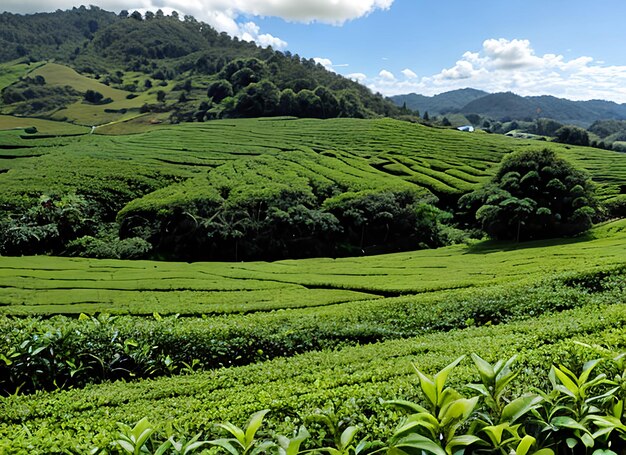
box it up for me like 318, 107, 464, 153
278, 89, 297, 116
231, 67, 259, 91
554, 125, 590, 147
84, 89, 103, 103
234, 80, 279, 117
296, 90, 323, 118
459, 148, 597, 241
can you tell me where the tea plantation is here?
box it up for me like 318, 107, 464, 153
1, 117, 626, 453
0, 219, 625, 452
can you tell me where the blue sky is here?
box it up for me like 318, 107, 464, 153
4, 0, 626, 101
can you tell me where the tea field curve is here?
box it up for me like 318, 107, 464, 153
0, 219, 625, 315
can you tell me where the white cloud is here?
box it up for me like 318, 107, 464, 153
2, 0, 393, 25
239, 21, 287, 49
379, 69, 395, 81
3, 1, 395, 51
346, 72, 367, 82
313, 57, 334, 72
354, 38, 626, 103
401, 68, 417, 79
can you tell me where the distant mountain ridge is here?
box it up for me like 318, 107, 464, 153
391, 89, 626, 126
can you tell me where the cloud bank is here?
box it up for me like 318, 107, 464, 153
2, 0, 394, 50
362, 38, 626, 103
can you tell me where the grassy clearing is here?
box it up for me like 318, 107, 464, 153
0, 61, 43, 93
26, 63, 160, 125
0, 114, 89, 134
30, 63, 127, 101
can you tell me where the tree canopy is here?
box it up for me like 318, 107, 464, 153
459, 148, 597, 241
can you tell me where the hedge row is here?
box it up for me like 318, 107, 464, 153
2, 301, 626, 453
0, 267, 624, 394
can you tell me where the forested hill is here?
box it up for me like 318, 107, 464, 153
391, 89, 626, 126
0, 6, 400, 120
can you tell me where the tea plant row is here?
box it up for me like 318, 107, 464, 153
3, 300, 626, 452
0, 266, 623, 395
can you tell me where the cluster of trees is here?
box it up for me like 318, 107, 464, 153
459, 149, 597, 241
202, 58, 368, 119
0, 6, 118, 63
118, 189, 451, 261
0, 148, 609, 260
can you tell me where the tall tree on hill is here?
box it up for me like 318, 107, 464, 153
459, 148, 597, 241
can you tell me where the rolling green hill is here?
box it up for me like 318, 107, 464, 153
1, 117, 625, 260
0, 7, 400, 126
391, 89, 626, 127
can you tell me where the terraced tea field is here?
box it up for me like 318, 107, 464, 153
2, 117, 626, 453
1, 219, 626, 316
1, 221, 626, 452
1, 117, 626, 217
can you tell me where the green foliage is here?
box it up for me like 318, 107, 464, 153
207, 79, 233, 103
0, 266, 624, 395
91, 350, 626, 455
460, 148, 598, 240
1, 117, 626, 260
554, 125, 590, 147
0, 193, 98, 255
4, 296, 626, 452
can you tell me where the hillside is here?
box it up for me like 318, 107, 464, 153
0, 7, 400, 124
390, 88, 488, 116
1, 117, 625, 261
391, 88, 626, 126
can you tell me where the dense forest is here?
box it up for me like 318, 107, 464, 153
0, 6, 401, 120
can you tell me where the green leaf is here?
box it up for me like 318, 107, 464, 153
154, 440, 172, 455
501, 395, 543, 424
391, 434, 447, 455
445, 435, 482, 454
579, 359, 603, 384
515, 435, 535, 455
551, 416, 589, 433
183, 441, 210, 455
245, 409, 270, 444
471, 354, 495, 384
532, 449, 555, 455
392, 413, 439, 441
278, 426, 309, 455
209, 439, 241, 455
581, 432, 594, 448
434, 356, 465, 400
382, 399, 429, 414
414, 366, 437, 408
340, 426, 358, 450
217, 423, 246, 446
481, 423, 508, 445
553, 367, 579, 396
439, 397, 478, 427
113, 439, 135, 454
